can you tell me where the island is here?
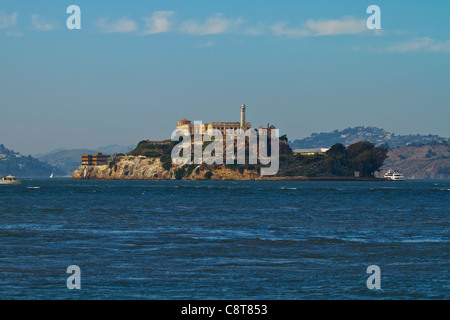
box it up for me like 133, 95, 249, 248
72, 137, 388, 181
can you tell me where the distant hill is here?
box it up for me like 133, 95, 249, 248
380, 144, 450, 179
0, 144, 64, 178
33, 148, 66, 159
37, 149, 98, 176
289, 126, 449, 149
37, 144, 134, 176
96, 144, 133, 155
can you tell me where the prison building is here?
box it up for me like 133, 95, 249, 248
176, 105, 252, 136
81, 153, 111, 166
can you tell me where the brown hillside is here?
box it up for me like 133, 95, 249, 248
380, 144, 450, 179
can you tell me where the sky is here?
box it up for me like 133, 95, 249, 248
0, 0, 449, 155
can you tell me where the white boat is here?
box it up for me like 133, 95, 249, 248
0, 175, 22, 184
383, 170, 405, 181
49, 173, 54, 178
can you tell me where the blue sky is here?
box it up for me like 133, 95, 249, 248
0, 0, 449, 155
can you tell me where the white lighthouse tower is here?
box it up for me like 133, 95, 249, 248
240, 104, 246, 129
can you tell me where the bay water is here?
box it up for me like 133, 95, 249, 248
0, 179, 448, 299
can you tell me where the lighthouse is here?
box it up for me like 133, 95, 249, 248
240, 104, 246, 129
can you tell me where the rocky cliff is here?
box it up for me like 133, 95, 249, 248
72, 155, 260, 180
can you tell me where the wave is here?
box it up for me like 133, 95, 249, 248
172, 185, 251, 191
0, 223, 64, 231
370, 187, 396, 191
400, 238, 449, 243
313, 188, 346, 191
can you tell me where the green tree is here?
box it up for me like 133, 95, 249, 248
204, 171, 213, 179
174, 167, 186, 180
325, 143, 348, 176
143, 151, 161, 158
346, 141, 388, 177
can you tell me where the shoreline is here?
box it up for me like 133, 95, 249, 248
71, 176, 387, 182
71, 162, 388, 181
257, 176, 386, 181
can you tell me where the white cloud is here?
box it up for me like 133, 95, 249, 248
0, 11, 18, 29
272, 17, 367, 37
271, 22, 309, 37
180, 13, 245, 35
305, 17, 366, 36
5, 30, 23, 37
31, 14, 57, 31
142, 11, 174, 35
97, 17, 138, 33
243, 23, 266, 36
198, 39, 216, 48
387, 37, 450, 53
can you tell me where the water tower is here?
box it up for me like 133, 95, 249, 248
240, 104, 246, 129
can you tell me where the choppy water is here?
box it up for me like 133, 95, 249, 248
0, 179, 448, 299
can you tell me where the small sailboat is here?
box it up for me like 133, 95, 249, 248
49, 173, 54, 178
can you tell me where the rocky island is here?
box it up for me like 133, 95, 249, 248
72, 155, 261, 180
72, 137, 389, 181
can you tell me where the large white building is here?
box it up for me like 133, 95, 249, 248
176, 104, 277, 136
176, 104, 252, 135
293, 148, 330, 155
